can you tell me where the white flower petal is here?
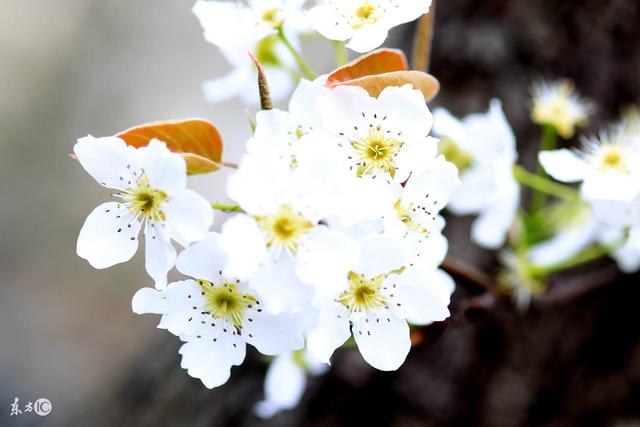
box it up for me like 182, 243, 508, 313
255, 353, 306, 419
178, 334, 246, 389
132, 280, 203, 336
175, 233, 227, 283
307, 302, 351, 364
470, 175, 519, 249
317, 85, 377, 138
529, 220, 598, 266
202, 67, 253, 104
164, 189, 214, 247
77, 202, 141, 269
354, 233, 408, 277
73, 136, 136, 189
243, 309, 304, 356
296, 227, 358, 301
308, 4, 352, 41
135, 139, 187, 195
144, 224, 177, 290
248, 255, 314, 315
538, 149, 589, 183
219, 214, 267, 280
289, 77, 330, 127
385, 268, 452, 325
352, 311, 410, 371
346, 23, 389, 53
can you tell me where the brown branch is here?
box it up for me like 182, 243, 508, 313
411, 0, 437, 72
534, 265, 620, 308
442, 256, 499, 295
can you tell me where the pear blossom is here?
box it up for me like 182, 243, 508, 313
193, 0, 308, 105
433, 100, 519, 249
220, 142, 348, 314
530, 79, 592, 139
255, 350, 328, 418
74, 137, 213, 288
539, 129, 640, 202
304, 233, 454, 371
316, 84, 439, 225
309, 0, 431, 53
384, 155, 461, 264
132, 233, 305, 388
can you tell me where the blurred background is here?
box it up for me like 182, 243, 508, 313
1, 0, 639, 426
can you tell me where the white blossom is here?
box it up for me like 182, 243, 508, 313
530, 79, 592, 139
384, 155, 460, 265
433, 100, 519, 249
316, 84, 440, 225
304, 233, 453, 371
309, 0, 431, 53
539, 129, 640, 203
255, 350, 328, 418
132, 233, 305, 388
74, 137, 213, 288
220, 133, 348, 314
193, 0, 308, 105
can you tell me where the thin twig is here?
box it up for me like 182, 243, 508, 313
534, 265, 620, 307
442, 256, 499, 295
412, 0, 437, 72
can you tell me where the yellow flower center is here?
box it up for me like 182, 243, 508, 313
121, 174, 167, 223
394, 199, 429, 234
200, 280, 255, 329
352, 1, 378, 28
256, 205, 314, 255
599, 146, 627, 172
352, 128, 403, 178
337, 272, 387, 312
261, 7, 283, 28
439, 137, 474, 173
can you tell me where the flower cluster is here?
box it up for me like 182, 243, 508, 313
193, 0, 433, 105
73, 0, 640, 418
75, 78, 460, 390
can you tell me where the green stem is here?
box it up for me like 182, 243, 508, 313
530, 244, 611, 279
332, 40, 348, 67
211, 202, 244, 213
513, 164, 578, 202
531, 126, 559, 211
277, 27, 316, 80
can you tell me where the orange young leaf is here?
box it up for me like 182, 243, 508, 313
116, 119, 223, 175
326, 48, 440, 102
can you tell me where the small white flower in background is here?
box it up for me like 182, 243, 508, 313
499, 251, 545, 310
539, 129, 640, 202
309, 0, 431, 53
193, 0, 309, 105
304, 232, 454, 371
530, 79, 592, 139
589, 198, 640, 273
255, 350, 328, 418
384, 155, 460, 265
433, 100, 519, 249
317, 84, 439, 225
74, 137, 213, 288
132, 234, 305, 388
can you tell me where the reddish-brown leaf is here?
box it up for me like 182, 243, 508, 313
116, 119, 223, 175
326, 49, 440, 102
